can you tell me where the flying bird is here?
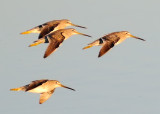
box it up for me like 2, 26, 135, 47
20, 19, 87, 39
29, 28, 91, 58
10, 79, 75, 104
83, 31, 145, 57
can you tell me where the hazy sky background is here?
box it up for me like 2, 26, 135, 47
1, 0, 160, 114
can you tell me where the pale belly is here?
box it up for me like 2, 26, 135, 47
28, 86, 51, 93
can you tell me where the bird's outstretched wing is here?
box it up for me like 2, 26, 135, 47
39, 89, 55, 104
26, 79, 48, 91
98, 35, 120, 57
43, 33, 65, 58
98, 41, 115, 57
38, 23, 59, 39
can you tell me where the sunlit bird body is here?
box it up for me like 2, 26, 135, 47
10, 79, 75, 104
83, 31, 145, 57
20, 19, 87, 39
29, 28, 91, 58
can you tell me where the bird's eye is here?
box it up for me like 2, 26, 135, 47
56, 81, 59, 84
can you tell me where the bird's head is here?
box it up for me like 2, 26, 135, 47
54, 80, 75, 91
120, 31, 145, 41
62, 28, 91, 38
61, 19, 87, 29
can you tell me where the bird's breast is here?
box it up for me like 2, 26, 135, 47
115, 37, 127, 45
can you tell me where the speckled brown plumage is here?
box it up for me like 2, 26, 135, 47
10, 79, 75, 104
83, 31, 145, 57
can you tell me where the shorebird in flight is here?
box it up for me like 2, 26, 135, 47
10, 79, 75, 104
83, 31, 145, 57
29, 28, 91, 58
20, 19, 87, 39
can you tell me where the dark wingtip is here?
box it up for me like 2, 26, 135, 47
98, 54, 101, 58
43, 55, 47, 59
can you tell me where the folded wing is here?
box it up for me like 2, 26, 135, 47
26, 79, 48, 91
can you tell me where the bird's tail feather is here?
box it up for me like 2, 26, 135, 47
20, 30, 33, 35
83, 39, 100, 50
83, 45, 93, 49
20, 27, 41, 34
29, 38, 45, 47
10, 88, 22, 91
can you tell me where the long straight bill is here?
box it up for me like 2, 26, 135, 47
61, 84, 76, 91
76, 32, 92, 37
131, 35, 145, 41
71, 23, 87, 29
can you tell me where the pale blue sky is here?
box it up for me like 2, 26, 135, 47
1, 0, 160, 114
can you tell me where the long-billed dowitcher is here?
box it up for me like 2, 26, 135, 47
83, 31, 145, 57
10, 79, 75, 104
20, 19, 87, 39
29, 28, 91, 58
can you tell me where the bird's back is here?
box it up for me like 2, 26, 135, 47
25, 79, 48, 93
47, 30, 66, 41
